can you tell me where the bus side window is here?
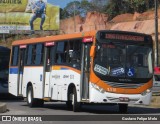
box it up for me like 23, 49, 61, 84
11, 46, 19, 66
68, 40, 81, 68
35, 44, 44, 65
26, 45, 32, 65
32, 45, 36, 65
55, 41, 67, 64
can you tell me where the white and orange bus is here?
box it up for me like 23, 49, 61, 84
9, 30, 153, 113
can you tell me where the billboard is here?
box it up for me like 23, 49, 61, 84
0, 0, 59, 32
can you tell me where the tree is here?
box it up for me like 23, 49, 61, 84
60, 1, 81, 18
60, 8, 69, 19
90, 0, 109, 13
129, 0, 147, 12
104, 0, 128, 19
104, 0, 154, 20
80, 0, 92, 16
61, 0, 108, 18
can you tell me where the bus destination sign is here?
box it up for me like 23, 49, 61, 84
105, 34, 144, 41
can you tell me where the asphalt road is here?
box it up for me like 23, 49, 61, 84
0, 94, 160, 124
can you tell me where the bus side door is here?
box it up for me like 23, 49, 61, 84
81, 42, 92, 100
9, 45, 26, 96
17, 46, 26, 95
43, 42, 55, 98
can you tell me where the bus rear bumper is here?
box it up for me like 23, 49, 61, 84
89, 84, 152, 105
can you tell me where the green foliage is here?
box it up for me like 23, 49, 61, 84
89, 0, 109, 12
60, 0, 108, 18
60, 1, 83, 18
129, 0, 146, 12
104, 0, 157, 20
60, 0, 159, 20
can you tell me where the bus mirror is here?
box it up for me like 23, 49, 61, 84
90, 46, 96, 57
148, 51, 153, 74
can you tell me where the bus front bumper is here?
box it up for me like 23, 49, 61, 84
89, 84, 152, 105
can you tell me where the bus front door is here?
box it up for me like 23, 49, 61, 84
43, 45, 54, 98
81, 43, 92, 100
17, 48, 25, 95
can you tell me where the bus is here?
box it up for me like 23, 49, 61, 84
9, 30, 153, 113
0, 46, 10, 93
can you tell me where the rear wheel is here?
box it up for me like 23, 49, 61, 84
27, 86, 44, 107
119, 104, 128, 113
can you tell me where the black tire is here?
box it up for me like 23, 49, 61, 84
66, 101, 72, 109
66, 88, 73, 110
36, 99, 44, 107
119, 104, 128, 113
73, 88, 81, 112
27, 86, 36, 107
27, 86, 44, 107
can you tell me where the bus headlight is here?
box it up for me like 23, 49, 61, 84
91, 83, 105, 93
141, 88, 152, 96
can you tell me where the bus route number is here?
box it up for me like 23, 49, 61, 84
107, 88, 116, 92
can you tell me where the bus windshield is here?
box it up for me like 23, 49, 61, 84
94, 41, 152, 83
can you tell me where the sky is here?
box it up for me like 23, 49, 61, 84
48, 0, 78, 8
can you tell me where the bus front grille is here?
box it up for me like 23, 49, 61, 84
104, 81, 145, 89
107, 97, 139, 102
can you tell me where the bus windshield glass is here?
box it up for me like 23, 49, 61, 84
94, 35, 152, 83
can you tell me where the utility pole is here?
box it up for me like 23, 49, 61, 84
155, 0, 159, 66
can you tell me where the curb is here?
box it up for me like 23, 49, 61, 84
0, 103, 7, 113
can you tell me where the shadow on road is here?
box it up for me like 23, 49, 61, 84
0, 93, 24, 101
2, 94, 160, 114
41, 103, 160, 114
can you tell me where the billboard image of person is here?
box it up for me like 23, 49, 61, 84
30, 0, 46, 33
0, 0, 59, 33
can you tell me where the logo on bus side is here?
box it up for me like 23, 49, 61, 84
52, 75, 60, 79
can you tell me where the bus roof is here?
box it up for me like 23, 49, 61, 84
12, 30, 97, 46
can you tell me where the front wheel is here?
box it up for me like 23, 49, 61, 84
119, 104, 128, 113
72, 88, 81, 112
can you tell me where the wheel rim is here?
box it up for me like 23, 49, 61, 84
72, 94, 74, 106
28, 90, 32, 104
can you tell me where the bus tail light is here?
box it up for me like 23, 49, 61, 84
82, 37, 93, 43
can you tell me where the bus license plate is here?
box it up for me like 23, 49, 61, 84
119, 97, 129, 102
